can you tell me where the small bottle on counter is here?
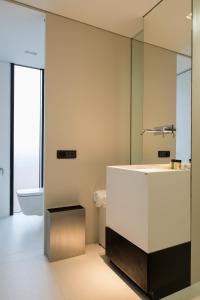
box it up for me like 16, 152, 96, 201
170, 159, 182, 170
170, 159, 175, 169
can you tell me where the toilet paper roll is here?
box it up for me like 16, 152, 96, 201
93, 190, 107, 208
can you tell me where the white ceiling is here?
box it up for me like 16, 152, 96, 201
0, 0, 45, 68
1, 0, 191, 66
13, 0, 161, 37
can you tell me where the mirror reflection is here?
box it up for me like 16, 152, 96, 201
135, 0, 192, 56
131, 0, 192, 165
131, 41, 191, 165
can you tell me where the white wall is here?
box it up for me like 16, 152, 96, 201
176, 70, 191, 162
45, 13, 131, 243
0, 0, 45, 69
0, 62, 10, 217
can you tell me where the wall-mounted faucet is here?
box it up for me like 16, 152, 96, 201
0, 167, 4, 175
141, 124, 176, 137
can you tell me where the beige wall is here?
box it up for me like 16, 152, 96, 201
191, 0, 200, 284
45, 13, 131, 244
143, 43, 176, 163
131, 40, 143, 164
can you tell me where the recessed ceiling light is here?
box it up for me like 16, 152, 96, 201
24, 50, 38, 56
186, 12, 192, 20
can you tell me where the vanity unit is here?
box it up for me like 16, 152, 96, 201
106, 164, 190, 299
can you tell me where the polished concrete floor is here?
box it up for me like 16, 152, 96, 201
0, 213, 43, 263
0, 214, 200, 300
0, 214, 147, 300
163, 283, 200, 300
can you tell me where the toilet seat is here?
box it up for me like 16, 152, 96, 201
17, 188, 43, 197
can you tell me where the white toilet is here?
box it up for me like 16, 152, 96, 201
16, 188, 44, 216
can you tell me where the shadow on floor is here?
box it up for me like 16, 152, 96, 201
100, 254, 150, 300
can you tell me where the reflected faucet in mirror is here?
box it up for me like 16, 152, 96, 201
131, 0, 191, 164
141, 125, 176, 137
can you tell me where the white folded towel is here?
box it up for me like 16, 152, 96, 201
93, 190, 107, 208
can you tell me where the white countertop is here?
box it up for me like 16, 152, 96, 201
108, 164, 190, 174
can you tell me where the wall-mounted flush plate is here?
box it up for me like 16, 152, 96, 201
57, 150, 77, 159
158, 151, 170, 158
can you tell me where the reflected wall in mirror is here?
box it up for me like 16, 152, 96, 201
143, 0, 191, 56
131, 0, 192, 165
135, 0, 192, 56
131, 40, 191, 164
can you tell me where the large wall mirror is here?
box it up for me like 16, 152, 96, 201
131, 0, 192, 165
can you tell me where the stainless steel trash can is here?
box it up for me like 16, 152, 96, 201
45, 205, 85, 262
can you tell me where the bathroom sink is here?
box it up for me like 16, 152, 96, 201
106, 164, 191, 298
106, 164, 190, 253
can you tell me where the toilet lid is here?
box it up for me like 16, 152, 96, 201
17, 188, 44, 197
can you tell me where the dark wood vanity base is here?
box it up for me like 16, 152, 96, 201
106, 227, 191, 300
